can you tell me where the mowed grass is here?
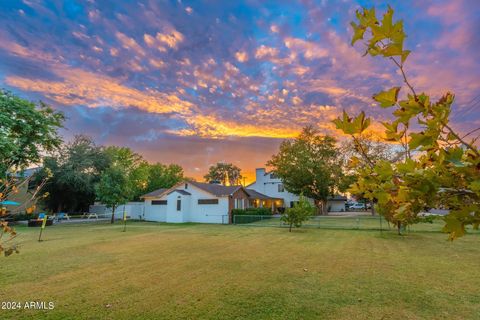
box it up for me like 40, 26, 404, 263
1, 222, 479, 320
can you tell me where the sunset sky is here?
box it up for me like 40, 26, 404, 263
1, 0, 479, 183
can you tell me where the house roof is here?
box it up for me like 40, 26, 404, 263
189, 181, 242, 197
167, 189, 191, 195
142, 181, 244, 199
245, 189, 282, 200
141, 188, 168, 198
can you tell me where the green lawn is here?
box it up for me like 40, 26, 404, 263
1, 222, 479, 320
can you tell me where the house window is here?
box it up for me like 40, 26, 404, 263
278, 183, 285, 192
235, 198, 244, 209
177, 199, 181, 211
198, 199, 219, 205
290, 201, 295, 208
270, 173, 278, 179
152, 200, 167, 205
185, 183, 188, 189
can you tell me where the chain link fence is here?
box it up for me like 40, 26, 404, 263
233, 214, 475, 233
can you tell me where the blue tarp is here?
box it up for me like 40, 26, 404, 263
0, 200, 21, 206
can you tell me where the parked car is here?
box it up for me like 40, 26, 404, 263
349, 203, 367, 210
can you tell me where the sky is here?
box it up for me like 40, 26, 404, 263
1, 0, 479, 183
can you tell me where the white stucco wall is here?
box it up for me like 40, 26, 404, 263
144, 199, 167, 222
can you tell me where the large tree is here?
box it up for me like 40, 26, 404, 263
204, 162, 242, 186
0, 90, 64, 256
338, 133, 404, 214
334, 6, 480, 238
37, 135, 110, 212
146, 163, 184, 193
267, 126, 342, 214
0, 89, 64, 174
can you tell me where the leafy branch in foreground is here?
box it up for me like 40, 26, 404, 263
334, 6, 480, 239
1, 90, 64, 256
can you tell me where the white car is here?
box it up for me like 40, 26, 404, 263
349, 203, 366, 210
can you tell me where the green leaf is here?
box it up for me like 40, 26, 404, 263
381, 6, 394, 35
382, 43, 403, 57
350, 22, 366, 45
374, 161, 394, 180
373, 87, 400, 107
444, 147, 465, 167
400, 50, 410, 63
409, 132, 434, 149
352, 111, 370, 133
469, 180, 480, 193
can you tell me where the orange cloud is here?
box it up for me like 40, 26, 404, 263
255, 45, 279, 59
235, 51, 249, 63
284, 37, 328, 60
115, 32, 146, 56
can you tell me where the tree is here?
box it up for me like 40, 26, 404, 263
95, 166, 133, 224
339, 133, 404, 215
0, 90, 63, 256
0, 89, 64, 175
204, 162, 242, 186
281, 195, 314, 232
333, 6, 480, 238
36, 135, 110, 212
146, 163, 184, 193
267, 126, 342, 214
96, 146, 143, 223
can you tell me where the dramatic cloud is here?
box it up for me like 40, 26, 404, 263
0, 0, 478, 181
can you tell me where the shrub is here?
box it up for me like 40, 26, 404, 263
232, 207, 273, 224
281, 195, 314, 232
232, 207, 272, 216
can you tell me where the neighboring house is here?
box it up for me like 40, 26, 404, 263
326, 195, 348, 212
141, 181, 279, 224
247, 168, 299, 208
247, 168, 347, 212
5, 167, 43, 213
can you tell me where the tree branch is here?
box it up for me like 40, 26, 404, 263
442, 122, 480, 157
390, 57, 417, 98
352, 135, 375, 169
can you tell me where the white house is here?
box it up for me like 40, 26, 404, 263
247, 168, 347, 212
142, 181, 278, 224
247, 168, 299, 208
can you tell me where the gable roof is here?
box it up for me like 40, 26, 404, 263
245, 189, 282, 200
141, 188, 168, 198
141, 181, 244, 199
189, 181, 242, 197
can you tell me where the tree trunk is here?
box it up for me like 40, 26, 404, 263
321, 200, 328, 215
111, 205, 115, 224
370, 201, 375, 216
397, 222, 402, 235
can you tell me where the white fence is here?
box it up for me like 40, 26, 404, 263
89, 202, 145, 220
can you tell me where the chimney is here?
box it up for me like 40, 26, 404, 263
255, 168, 266, 181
